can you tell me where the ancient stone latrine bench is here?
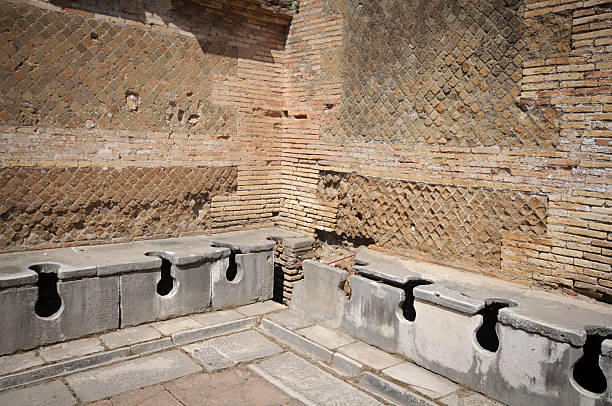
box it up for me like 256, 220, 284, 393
0, 228, 313, 356
290, 248, 612, 406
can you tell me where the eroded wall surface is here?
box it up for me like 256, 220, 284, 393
279, 0, 612, 300
0, 0, 290, 251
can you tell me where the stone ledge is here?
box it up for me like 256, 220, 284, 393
354, 248, 612, 347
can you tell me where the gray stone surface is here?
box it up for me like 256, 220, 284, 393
356, 248, 612, 347
603, 339, 612, 357
342, 275, 404, 351
236, 300, 285, 316
210, 228, 301, 253
397, 300, 481, 379
338, 342, 402, 371
39, 338, 104, 363
413, 284, 484, 315
100, 325, 162, 349
332, 352, 363, 377
0, 276, 119, 355
129, 337, 174, 355
353, 250, 424, 285
152, 316, 203, 336
383, 362, 459, 399
76, 242, 161, 276
171, 317, 257, 345
439, 390, 505, 406
182, 343, 236, 371
260, 319, 333, 362
290, 260, 348, 328
297, 325, 354, 349
0, 248, 97, 281
119, 260, 213, 327
497, 294, 607, 346
202, 330, 282, 363
0, 351, 44, 376
0, 348, 130, 392
141, 237, 230, 265
251, 352, 383, 406
265, 310, 313, 330
183, 330, 282, 372
66, 350, 201, 403
0, 267, 37, 288
360, 372, 437, 406
0, 380, 76, 406
190, 309, 244, 327
211, 252, 274, 309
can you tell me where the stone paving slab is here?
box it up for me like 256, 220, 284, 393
0, 351, 44, 376
260, 319, 333, 362
439, 389, 506, 406
297, 325, 354, 349
360, 372, 437, 406
265, 310, 314, 330
88, 384, 182, 406
383, 362, 459, 399
38, 338, 104, 363
66, 350, 201, 403
331, 352, 363, 377
201, 330, 283, 364
164, 366, 305, 406
171, 317, 257, 345
190, 309, 244, 327
183, 343, 236, 371
152, 316, 203, 336
251, 352, 384, 406
337, 342, 402, 371
100, 325, 161, 349
0, 348, 130, 392
236, 301, 286, 316
0, 380, 76, 406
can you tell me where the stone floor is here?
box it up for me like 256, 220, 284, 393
0, 301, 504, 406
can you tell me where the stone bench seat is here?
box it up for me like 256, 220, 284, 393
0, 228, 308, 356
291, 249, 612, 406
354, 248, 612, 346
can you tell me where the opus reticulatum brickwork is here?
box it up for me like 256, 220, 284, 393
0, 0, 611, 303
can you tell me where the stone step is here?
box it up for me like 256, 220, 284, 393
250, 352, 384, 406
65, 350, 201, 403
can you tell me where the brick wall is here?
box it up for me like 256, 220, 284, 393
2, 0, 611, 301
0, 0, 291, 251
278, 0, 612, 301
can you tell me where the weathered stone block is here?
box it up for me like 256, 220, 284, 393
211, 252, 274, 309
290, 260, 348, 328
120, 261, 213, 327
0, 277, 119, 355
342, 275, 404, 351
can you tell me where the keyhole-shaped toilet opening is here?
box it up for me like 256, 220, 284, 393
226, 252, 239, 282
401, 280, 433, 322
29, 263, 62, 318
573, 333, 608, 394
157, 258, 174, 296
475, 301, 512, 352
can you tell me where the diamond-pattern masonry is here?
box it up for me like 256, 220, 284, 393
0, 166, 237, 250
321, 0, 563, 147
0, 1, 237, 134
318, 172, 548, 272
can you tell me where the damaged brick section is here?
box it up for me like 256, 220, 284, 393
317, 171, 548, 274
0, 166, 237, 251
